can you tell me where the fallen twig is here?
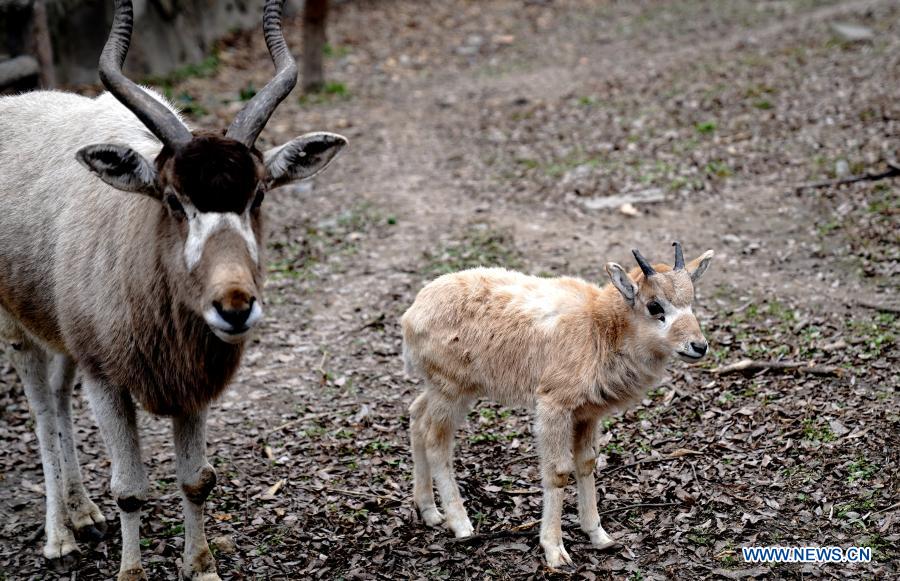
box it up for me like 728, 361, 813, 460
295, 483, 402, 504
597, 502, 678, 517
856, 300, 900, 315
600, 449, 704, 475
710, 359, 842, 376
869, 501, 900, 517
502, 452, 537, 467
794, 161, 900, 193
448, 502, 678, 545
24, 523, 44, 546
266, 411, 336, 436
317, 350, 329, 385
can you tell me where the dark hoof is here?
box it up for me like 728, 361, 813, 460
75, 522, 107, 543
46, 550, 80, 573
118, 567, 149, 581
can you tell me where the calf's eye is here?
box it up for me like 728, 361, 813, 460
647, 300, 665, 320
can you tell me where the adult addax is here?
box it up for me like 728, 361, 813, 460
0, 0, 346, 578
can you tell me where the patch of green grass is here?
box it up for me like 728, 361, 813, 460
846, 457, 879, 484
765, 299, 796, 324
801, 418, 836, 443
299, 81, 351, 105
365, 440, 395, 454
469, 432, 501, 444
146, 52, 220, 87
515, 157, 540, 170
239, 82, 256, 101
163, 522, 185, 537
322, 43, 351, 58
745, 83, 777, 98
423, 223, 523, 275
686, 531, 712, 546
848, 316, 896, 358
334, 428, 355, 440
705, 160, 733, 178
817, 219, 840, 235
544, 155, 601, 179
753, 99, 774, 110
254, 526, 287, 556
269, 203, 384, 280
860, 533, 893, 561
695, 120, 717, 134
163, 90, 208, 117
604, 442, 624, 455
477, 408, 512, 421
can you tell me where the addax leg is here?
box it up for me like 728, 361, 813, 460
173, 410, 220, 581
423, 390, 474, 538
84, 376, 149, 581
49, 355, 106, 541
409, 391, 442, 526
573, 417, 614, 549
535, 398, 575, 569
12, 341, 79, 569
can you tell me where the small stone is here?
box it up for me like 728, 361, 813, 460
210, 535, 236, 555
829, 419, 849, 437
835, 159, 850, 177
830, 22, 874, 43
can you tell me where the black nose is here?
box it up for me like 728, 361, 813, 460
690, 341, 708, 356
214, 299, 254, 328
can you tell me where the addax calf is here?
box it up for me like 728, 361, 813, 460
402, 243, 714, 567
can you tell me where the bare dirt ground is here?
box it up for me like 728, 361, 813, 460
1, 0, 898, 579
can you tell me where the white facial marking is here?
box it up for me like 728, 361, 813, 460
183, 201, 258, 271
658, 304, 694, 334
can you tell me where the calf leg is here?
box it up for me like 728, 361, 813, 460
173, 410, 220, 581
49, 355, 106, 541
423, 390, 474, 538
535, 399, 575, 569
409, 391, 442, 526
84, 376, 149, 581
573, 418, 614, 549
12, 341, 79, 568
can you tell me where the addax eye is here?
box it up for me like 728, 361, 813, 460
166, 194, 185, 216
647, 300, 665, 320
251, 189, 265, 210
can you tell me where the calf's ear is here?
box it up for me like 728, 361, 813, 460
606, 262, 637, 306
687, 250, 715, 283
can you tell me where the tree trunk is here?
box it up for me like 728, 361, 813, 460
31, 0, 56, 88
302, 0, 328, 93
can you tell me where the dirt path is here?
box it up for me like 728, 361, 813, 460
1, 0, 897, 579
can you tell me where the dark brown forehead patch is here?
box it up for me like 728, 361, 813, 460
172, 134, 259, 213
630, 263, 694, 306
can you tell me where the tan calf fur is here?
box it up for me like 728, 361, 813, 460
402, 243, 714, 568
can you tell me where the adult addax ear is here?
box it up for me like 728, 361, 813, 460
264, 132, 347, 186
605, 262, 637, 306
76, 144, 158, 196
686, 250, 715, 283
